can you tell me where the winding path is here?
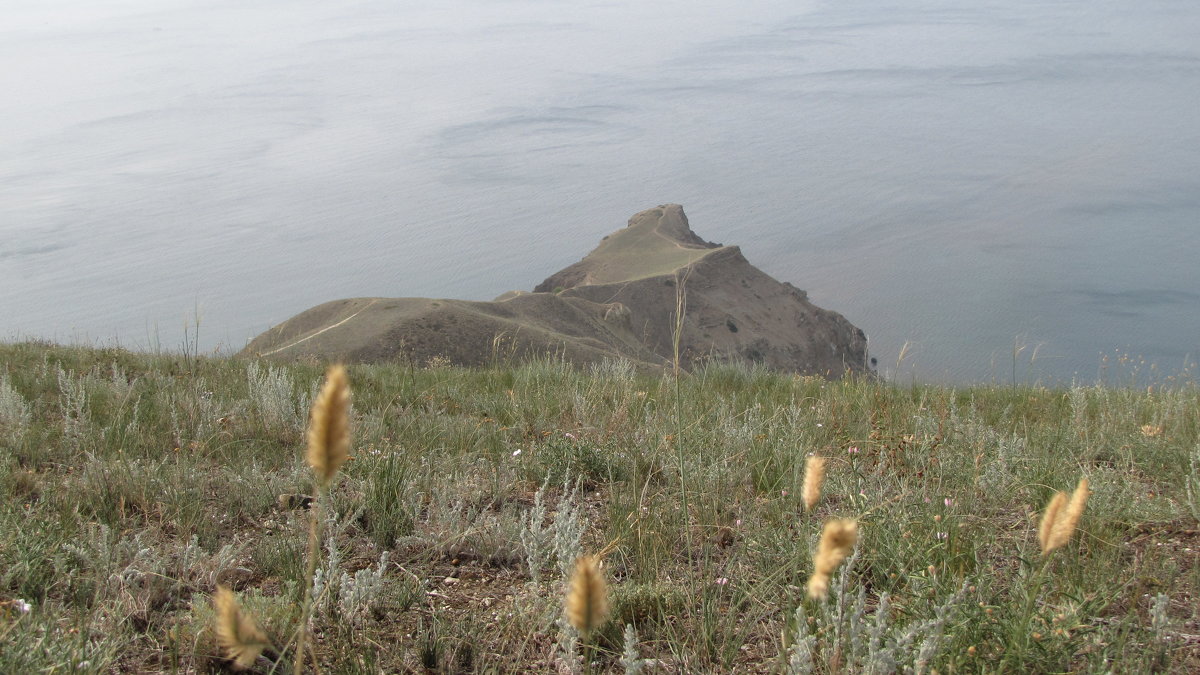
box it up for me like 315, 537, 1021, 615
259, 299, 378, 356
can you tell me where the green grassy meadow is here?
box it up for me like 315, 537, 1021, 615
1, 342, 1197, 673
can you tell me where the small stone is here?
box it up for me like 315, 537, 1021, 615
215, 567, 256, 590
713, 526, 735, 548
277, 494, 314, 510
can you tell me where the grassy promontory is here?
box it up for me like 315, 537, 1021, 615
1, 342, 1197, 673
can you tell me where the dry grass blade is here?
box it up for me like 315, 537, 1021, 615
1046, 477, 1089, 554
306, 365, 350, 484
213, 586, 271, 670
802, 455, 827, 511
566, 555, 609, 637
806, 518, 858, 600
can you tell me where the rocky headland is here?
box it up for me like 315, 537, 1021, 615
241, 204, 870, 376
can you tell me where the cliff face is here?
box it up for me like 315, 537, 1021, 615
535, 204, 868, 375
240, 204, 870, 377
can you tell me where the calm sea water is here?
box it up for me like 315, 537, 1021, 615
3, 0, 1199, 384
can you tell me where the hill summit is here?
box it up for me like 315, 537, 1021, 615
241, 204, 870, 376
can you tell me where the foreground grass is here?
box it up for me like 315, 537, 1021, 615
0, 342, 1198, 673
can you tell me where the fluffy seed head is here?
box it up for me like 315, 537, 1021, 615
306, 365, 350, 484
806, 519, 858, 600
802, 455, 828, 511
1045, 478, 1089, 554
565, 555, 609, 637
1037, 491, 1067, 553
213, 586, 270, 670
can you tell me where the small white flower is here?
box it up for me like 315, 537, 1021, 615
512, 449, 522, 457
15, 599, 31, 613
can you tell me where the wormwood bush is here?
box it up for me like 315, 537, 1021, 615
1187, 444, 1200, 524
555, 614, 583, 674
56, 526, 246, 609
0, 373, 31, 442
341, 551, 390, 616
620, 623, 647, 675
245, 361, 309, 435
307, 503, 392, 625
156, 376, 241, 453
589, 357, 637, 381
553, 476, 587, 579
520, 473, 587, 582
311, 508, 349, 610
0, 611, 121, 674
56, 364, 90, 451
175, 535, 243, 588
60, 525, 154, 594
520, 477, 552, 583
783, 549, 970, 674
939, 403, 1026, 496
327, 551, 392, 625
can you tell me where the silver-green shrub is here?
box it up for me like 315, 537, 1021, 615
520, 477, 552, 582
245, 361, 308, 434
620, 624, 646, 675
56, 365, 89, 450
784, 548, 970, 675
1186, 444, 1200, 524
552, 475, 586, 579
0, 374, 31, 443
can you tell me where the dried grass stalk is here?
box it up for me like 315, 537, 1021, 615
213, 586, 270, 670
1045, 477, 1089, 554
306, 365, 350, 484
802, 455, 827, 511
566, 555, 609, 637
806, 518, 858, 600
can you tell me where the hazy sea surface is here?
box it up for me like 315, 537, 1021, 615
3, 0, 1199, 384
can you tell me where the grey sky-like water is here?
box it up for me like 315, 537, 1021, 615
3, 0, 1198, 384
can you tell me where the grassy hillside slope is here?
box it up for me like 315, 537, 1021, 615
1, 342, 1197, 673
